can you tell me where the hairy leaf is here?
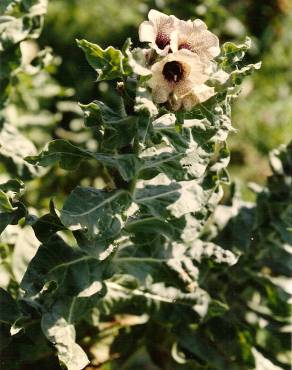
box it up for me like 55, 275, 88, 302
42, 298, 89, 370
77, 39, 125, 81
26, 139, 141, 180
134, 176, 205, 219
61, 187, 131, 238
25, 139, 91, 170
21, 236, 105, 297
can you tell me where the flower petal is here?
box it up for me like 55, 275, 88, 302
139, 20, 156, 43
151, 79, 172, 104
139, 9, 179, 55
148, 50, 213, 109
148, 60, 172, 103
171, 18, 220, 60
148, 9, 169, 24
193, 19, 208, 31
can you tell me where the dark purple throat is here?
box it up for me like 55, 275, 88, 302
155, 32, 170, 50
162, 61, 184, 83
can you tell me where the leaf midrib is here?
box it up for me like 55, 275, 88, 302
61, 190, 129, 218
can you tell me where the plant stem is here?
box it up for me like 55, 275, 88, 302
118, 95, 127, 118
128, 125, 141, 195
129, 175, 138, 195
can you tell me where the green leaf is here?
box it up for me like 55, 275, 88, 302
0, 16, 30, 48
0, 179, 26, 232
204, 299, 229, 321
141, 148, 210, 181
0, 288, 20, 325
77, 39, 125, 81
26, 139, 141, 180
11, 226, 40, 284
0, 0, 48, 108
122, 38, 151, 76
0, 201, 26, 235
101, 276, 210, 319
25, 139, 91, 170
21, 236, 105, 297
0, 321, 54, 366
221, 37, 251, 67
41, 297, 89, 370
188, 240, 238, 266
72, 230, 117, 263
134, 176, 205, 219
269, 141, 292, 177
0, 123, 41, 180
177, 327, 235, 370
79, 100, 121, 128
96, 274, 139, 315
125, 217, 174, 239
98, 153, 141, 181
102, 116, 137, 150
61, 187, 131, 238
31, 200, 67, 243
79, 100, 138, 149
252, 348, 285, 370
0, 1, 14, 14
0, 189, 14, 212
230, 62, 262, 85
0, 179, 24, 195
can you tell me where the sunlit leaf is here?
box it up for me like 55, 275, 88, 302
77, 39, 126, 81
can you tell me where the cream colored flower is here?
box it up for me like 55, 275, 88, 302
138, 9, 179, 55
148, 50, 215, 111
170, 19, 220, 61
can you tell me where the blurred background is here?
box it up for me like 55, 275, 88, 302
6, 0, 292, 205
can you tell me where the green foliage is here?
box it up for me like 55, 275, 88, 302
205, 142, 292, 370
61, 187, 131, 239
0, 178, 26, 234
0, 0, 48, 107
0, 2, 290, 370
77, 39, 127, 81
26, 138, 141, 181
0, 288, 20, 324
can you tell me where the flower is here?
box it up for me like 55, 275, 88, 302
147, 50, 215, 111
139, 9, 179, 55
170, 19, 220, 61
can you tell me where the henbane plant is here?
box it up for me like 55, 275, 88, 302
3, 7, 290, 370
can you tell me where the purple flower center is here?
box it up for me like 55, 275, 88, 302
155, 32, 170, 50
179, 42, 192, 51
162, 61, 184, 83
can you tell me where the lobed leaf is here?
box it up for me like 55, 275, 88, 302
21, 236, 105, 297
25, 139, 91, 170
26, 139, 141, 181
134, 177, 205, 219
61, 186, 131, 239
0, 190, 14, 213
41, 298, 89, 370
77, 39, 126, 81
